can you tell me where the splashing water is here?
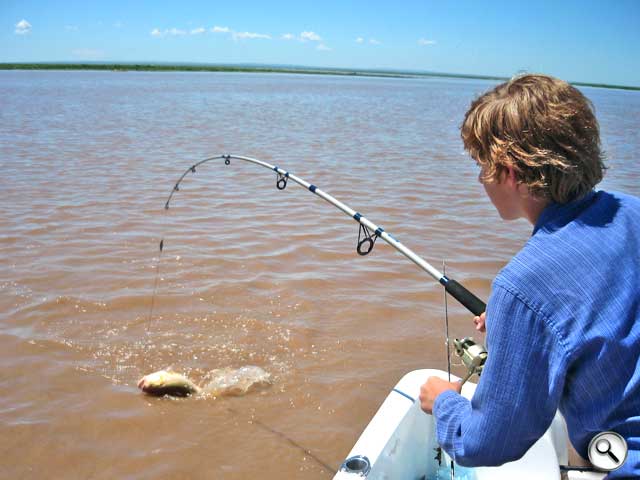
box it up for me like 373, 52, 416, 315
200, 365, 272, 397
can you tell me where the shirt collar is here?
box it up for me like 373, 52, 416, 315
532, 190, 597, 236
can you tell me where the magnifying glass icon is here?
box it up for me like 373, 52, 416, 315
588, 432, 627, 471
596, 438, 620, 463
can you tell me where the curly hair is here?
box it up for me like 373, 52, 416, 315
461, 74, 605, 203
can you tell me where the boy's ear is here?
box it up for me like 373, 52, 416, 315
505, 165, 518, 186
508, 166, 532, 197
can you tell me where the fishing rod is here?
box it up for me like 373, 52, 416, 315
163, 154, 486, 317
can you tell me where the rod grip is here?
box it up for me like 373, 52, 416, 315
441, 277, 486, 316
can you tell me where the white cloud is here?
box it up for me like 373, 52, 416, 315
114, 21, 124, 29
151, 24, 271, 41
316, 43, 331, 51
151, 27, 188, 37
15, 19, 32, 35
281, 33, 295, 40
72, 48, 104, 60
232, 31, 271, 40
418, 38, 436, 46
65, 25, 79, 32
369, 38, 381, 45
300, 31, 321, 42
355, 37, 364, 44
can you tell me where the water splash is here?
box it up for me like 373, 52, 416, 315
200, 365, 272, 397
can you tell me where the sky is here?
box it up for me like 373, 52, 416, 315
1, 0, 639, 86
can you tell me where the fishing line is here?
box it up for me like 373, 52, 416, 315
226, 406, 336, 475
146, 240, 164, 329
142, 181, 173, 372
443, 260, 451, 383
143, 237, 165, 369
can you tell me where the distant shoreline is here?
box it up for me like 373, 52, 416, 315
1, 63, 638, 91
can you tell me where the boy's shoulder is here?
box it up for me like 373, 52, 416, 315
494, 189, 640, 316
609, 190, 640, 210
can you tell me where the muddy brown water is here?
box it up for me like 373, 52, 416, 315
1, 71, 638, 479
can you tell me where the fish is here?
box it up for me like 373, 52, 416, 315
137, 369, 201, 397
138, 366, 272, 398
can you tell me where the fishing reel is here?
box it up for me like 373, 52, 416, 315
453, 337, 487, 386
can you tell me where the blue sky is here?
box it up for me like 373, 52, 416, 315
2, 0, 639, 86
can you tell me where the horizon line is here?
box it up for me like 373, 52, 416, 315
1, 62, 638, 91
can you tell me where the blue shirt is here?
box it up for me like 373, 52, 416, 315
433, 190, 640, 478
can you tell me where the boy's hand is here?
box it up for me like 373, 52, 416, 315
473, 312, 486, 332
420, 377, 462, 414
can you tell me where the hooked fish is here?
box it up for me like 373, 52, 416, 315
138, 366, 271, 398
138, 370, 201, 397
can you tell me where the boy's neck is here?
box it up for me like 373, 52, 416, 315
521, 193, 550, 225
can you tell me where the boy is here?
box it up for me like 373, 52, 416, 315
419, 74, 640, 478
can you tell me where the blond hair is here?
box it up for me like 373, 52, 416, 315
461, 74, 605, 203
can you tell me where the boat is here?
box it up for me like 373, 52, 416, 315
334, 369, 605, 480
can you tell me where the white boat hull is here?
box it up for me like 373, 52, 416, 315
334, 369, 603, 480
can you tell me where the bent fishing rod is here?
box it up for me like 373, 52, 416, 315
163, 154, 486, 317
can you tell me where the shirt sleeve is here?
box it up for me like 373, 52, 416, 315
432, 282, 570, 467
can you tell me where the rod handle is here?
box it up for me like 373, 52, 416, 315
440, 276, 486, 316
